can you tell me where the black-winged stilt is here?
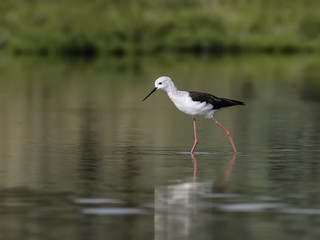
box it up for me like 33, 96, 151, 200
142, 76, 245, 153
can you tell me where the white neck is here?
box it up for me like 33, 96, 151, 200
163, 81, 178, 94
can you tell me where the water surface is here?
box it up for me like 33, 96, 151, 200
0, 55, 320, 239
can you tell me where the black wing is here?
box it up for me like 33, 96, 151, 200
189, 91, 245, 110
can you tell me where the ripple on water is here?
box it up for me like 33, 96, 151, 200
280, 208, 320, 215
73, 198, 124, 204
73, 198, 149, 215
203, 193, 243, 199
81, 207, 148, 215
216, 203, 287, 212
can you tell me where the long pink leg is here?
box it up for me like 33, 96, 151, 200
211, 117, 237, 153
191, 118, 198, 153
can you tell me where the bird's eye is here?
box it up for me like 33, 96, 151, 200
159, 82, 162, 85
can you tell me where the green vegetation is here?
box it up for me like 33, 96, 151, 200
1, 0, 320, 56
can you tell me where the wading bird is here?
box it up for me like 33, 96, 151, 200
142, 76, 245, 153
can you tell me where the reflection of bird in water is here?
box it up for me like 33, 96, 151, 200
143, 76, 245, 153
191, 154, 198, 184
211, 154, 237, 193
190, 153, 237, 193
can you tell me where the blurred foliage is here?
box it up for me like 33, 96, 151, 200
1, 0, 320, 56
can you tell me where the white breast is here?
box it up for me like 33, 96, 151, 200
168, 91, 216, 118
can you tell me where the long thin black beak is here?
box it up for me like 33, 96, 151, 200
142, 87, 157, 101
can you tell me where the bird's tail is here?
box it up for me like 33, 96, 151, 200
220, 98, 245, 107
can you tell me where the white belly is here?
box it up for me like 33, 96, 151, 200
169, 92, 216, 118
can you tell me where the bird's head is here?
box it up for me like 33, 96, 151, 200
154, 76, 173, 90
142, 76, 175, 101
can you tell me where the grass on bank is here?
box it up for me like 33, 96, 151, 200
1, 0, 320, 56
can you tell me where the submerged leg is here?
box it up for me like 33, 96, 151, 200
191, 153, 197, 183
191, 118, 198, 153
210, 117, 237, 153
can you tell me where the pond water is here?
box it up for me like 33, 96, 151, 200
0, 54, 320, 240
